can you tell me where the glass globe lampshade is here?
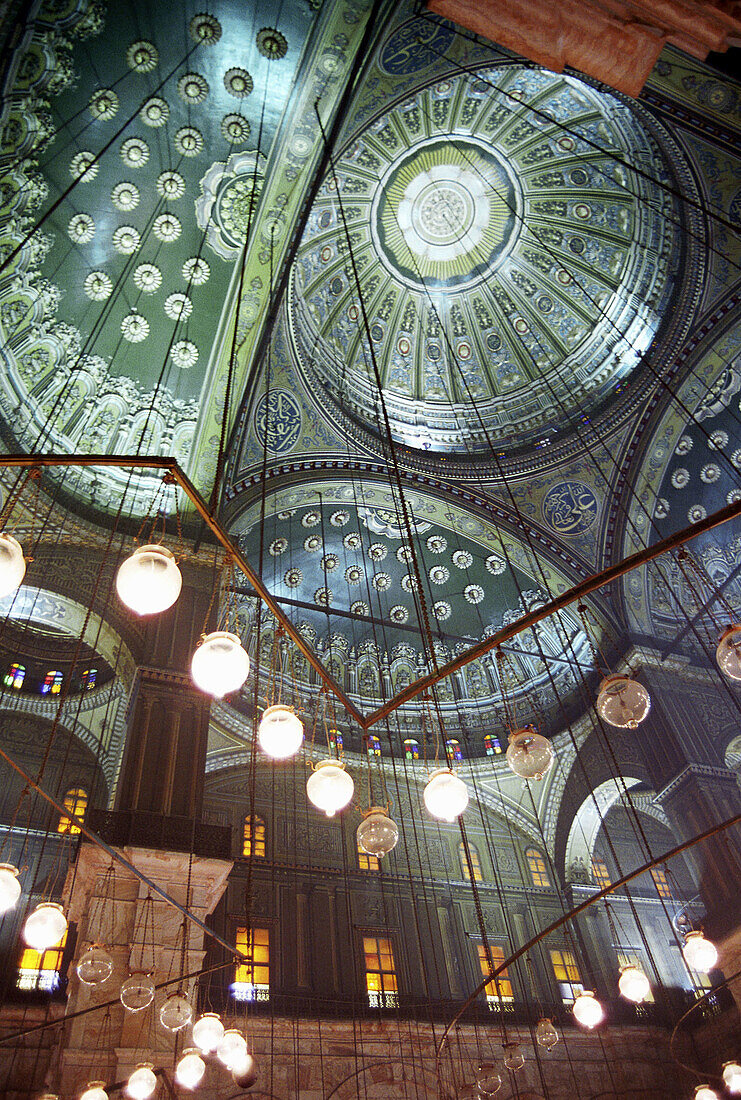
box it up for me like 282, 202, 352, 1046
115, 544, 182, 616
572, 990, 604, 1029
535, 1017, 559, 1050
191, 631, 250, 697
159, 990, 193, 1031
192, 1011, 225, 1054
218, 1028, 248, 1069
76, 943, 113, 986
80, 1083, 108, 1100
127, 1063, 157, 1100
683, 930, 718, 972
716, 625, 741, 681
618, 964, 651, 1003
423, 768, 469, 822
506, 726, 554, 780
120, 972, 155, 1012
723, 1061, 741, 1094
257, 704, 304, 760
596, 674, 650, 728
231, 1051, 258, 1089
694, 1087, 719, 1100
357, 807, 399, 858
475, 1063, 502, 1095
502, 1041, 524, 1071
176, 1049, 206, 1090
23, 901, 67, 952
306, 759, 354, 817
0, 862, 21, 914
0, 532, 26, 598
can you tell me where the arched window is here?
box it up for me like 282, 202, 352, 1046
232, 927, 269, 1001
526, 848, 551, 888
478, 944, 513, 1006
358, 835, 379, 872
42, 670, 63, 695
243, 816, 266, 858
446, 738, 463, 762
368, 735, 381, 757
650, 866, 672, 899
58, 788, 87, 835
484, 734, 502, 756
403, 739, 419, 760
591, 857, 611, 889
17, 928, 68, 991
549, 947, 583, 1004
4, 663, 25, 689
459, 842, 483, 882
329, 728, 343, 751
81, 668, 97, 690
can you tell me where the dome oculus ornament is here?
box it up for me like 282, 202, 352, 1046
191, 631, 250, 697
506, 725, 554, 780
357, 807, 399, 859
257, 704, 304, 760
423, 768, 469, 822
596, 674, 650, 728
306, 759, 354, 818
23, 901, 67, 952
0, 533, 26, 598
116, 545, 182, 616
0, 862, 21, 914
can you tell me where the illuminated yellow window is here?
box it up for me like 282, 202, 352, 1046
233, 927, 269, 1002
17, 930, 67, 992
477, 944, 513, 1006
459, 842, 483, 882
526, 848, 551, 887
650, 867, 672, 899
243, 816, 265, 858
58, 788, 87, 835
617, 950, 654, 1002
549, 948, 583, 1004
591, 858, 611, 889
358, 836, 379, 871
363, 935, 398, 1008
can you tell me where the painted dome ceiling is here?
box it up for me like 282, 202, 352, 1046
289, 64, 683, 455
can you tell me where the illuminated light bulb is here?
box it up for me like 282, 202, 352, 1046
176, 1049, 206, 1090
0, 532, 26, 598
192, 1011, 225, 1054
506, 725, 554, 780
80, 1083, 108, 1100
694, 1087, 719, 1100
231, 1051, 258, 1089
191, 631, 250, 697
723, 1061, 741, 1094
0, 862, 21, 914
716, 624, 741, 681
23, 901, 67, 952
682, 930, 718, 973
218, 1028, 248, 1069
306, 759, 354, 818
475, 1063, 502, 1095
618, 964, 651, 1003
535, 1017, 559, 1050
572, 990, 604, 1029
257, 704, 304, 760
502, 1041, 524, 1071
115, 544, 182, 616
357, 807, 399, 858
120, 972, 155, 1012
76, 943, 113, 986
596, 674, 650, 728
127, 1063, 157, 1100
159, 990, 193, 1031
423, 768, 469, 822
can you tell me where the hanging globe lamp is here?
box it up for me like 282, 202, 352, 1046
572, 990, 604, 1028
159, 990, 193, 1031
80, 1084, 108, 1100
257, 704, 304, 760
191, 631, 250, 697
76, 943, 113, 986
176, 1048, 206, 1090
723, 1061, 741, 1094
357, 807, 399, 858
535, 1017, 558, 1050
192, 1011, 225, 1054
115, 544, 182, 616
716, 624, 741, 681
231, 1051, 258, 1088
306, 758, 354, 817
618, 964, 651, 1003
127, 1063, 157, 1100
502, 1041, 524, 1071
694, 1087, 719, 1100
596, 674, 650, 728
506, 726, 554, 780
120, 972, 155, 1012
23, 901, 67, 952
475, 1062, 502, 1095
0, 532, 26, 598
682, 930, 718, 972
0, 862, 21, 914
423, 768, 469, 822
218, 1028, 249, 1069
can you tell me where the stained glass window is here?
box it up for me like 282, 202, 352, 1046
484, 735, 502, 756
4, 663, 25, 689
41, 670, 63, 695
403, 739, 419, 760
58, 788, 87, 834
243, 816, 266, 858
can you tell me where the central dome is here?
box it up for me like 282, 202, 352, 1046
289, 65, 683, 456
